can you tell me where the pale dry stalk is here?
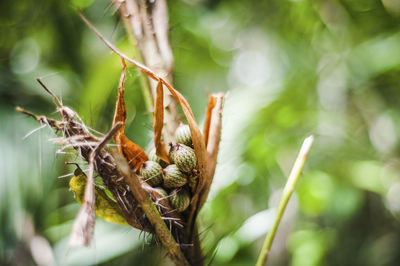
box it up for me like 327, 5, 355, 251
112, 0, 179, 143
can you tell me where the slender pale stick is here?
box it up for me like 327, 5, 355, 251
256, 135, 314, 266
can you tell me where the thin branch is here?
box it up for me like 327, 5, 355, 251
79, 12, 160, 83
16, 107, 60, 129
36, 77, 63, 107
113, 152, 189, 266
95, 122, 123, 153
256, 136, 314, 266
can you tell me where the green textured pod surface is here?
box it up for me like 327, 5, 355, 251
140, 161, 163, 187
148, 148, 168, 167
175, 124, 192, 146
153, 187, 168, 198
168, 143, 178, 164
148, 148, 161, 164
169, 188, 190, 212
174, 144, 197, 173
163, 164, 187, 188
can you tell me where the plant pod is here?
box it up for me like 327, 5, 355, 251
169, 188, 190, 212
148, 148, 161, 164
163, 164, 187, 188
175, 124, 192, 146
173, 144, 197, 173
168, 143, 178, 164
148, 148, 168, 167
140, 161, 163, 187
153, 187, 168, 198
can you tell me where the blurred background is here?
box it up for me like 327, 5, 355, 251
1, 0, 400, 265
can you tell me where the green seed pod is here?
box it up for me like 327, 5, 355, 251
175, 124, 192, 146
148, 148, 168, 167
163, 164, 187, 188
153, 187, 168, 198
174, 144, 197, 173
148, 148, 161, 164
168, 143, 178, 164
140, 161, 163, 187
169, 188, 190, 212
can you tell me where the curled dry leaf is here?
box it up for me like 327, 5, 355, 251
203, 94, 217, 147
112, 60, 148, 172
199, 93, 224, 210
160, 83, 208, 239
185, 93, 225, 237
161, 83, 207, 195
153, 81, 170, 163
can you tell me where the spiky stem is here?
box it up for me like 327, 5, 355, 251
111, 0, 179, 143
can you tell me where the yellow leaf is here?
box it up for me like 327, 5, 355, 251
69, 167, 129, 226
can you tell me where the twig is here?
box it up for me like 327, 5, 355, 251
113, 152, 189, 266
256, 136, 314, 266
95, 122, 123, 153
36, 77, 63, 107
16, 107, 60, 129
79, 11, 160, 82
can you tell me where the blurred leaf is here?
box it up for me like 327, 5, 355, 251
70, 0, 95, 9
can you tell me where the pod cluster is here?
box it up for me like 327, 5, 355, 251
139, 124, 197, 212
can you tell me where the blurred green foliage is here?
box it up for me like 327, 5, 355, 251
1, 0, 400, 265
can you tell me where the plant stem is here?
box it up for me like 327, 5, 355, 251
114, 152, 189, 266
112, 0, 180, 143
256, 135, 314, 266
119, 14, 154, 114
